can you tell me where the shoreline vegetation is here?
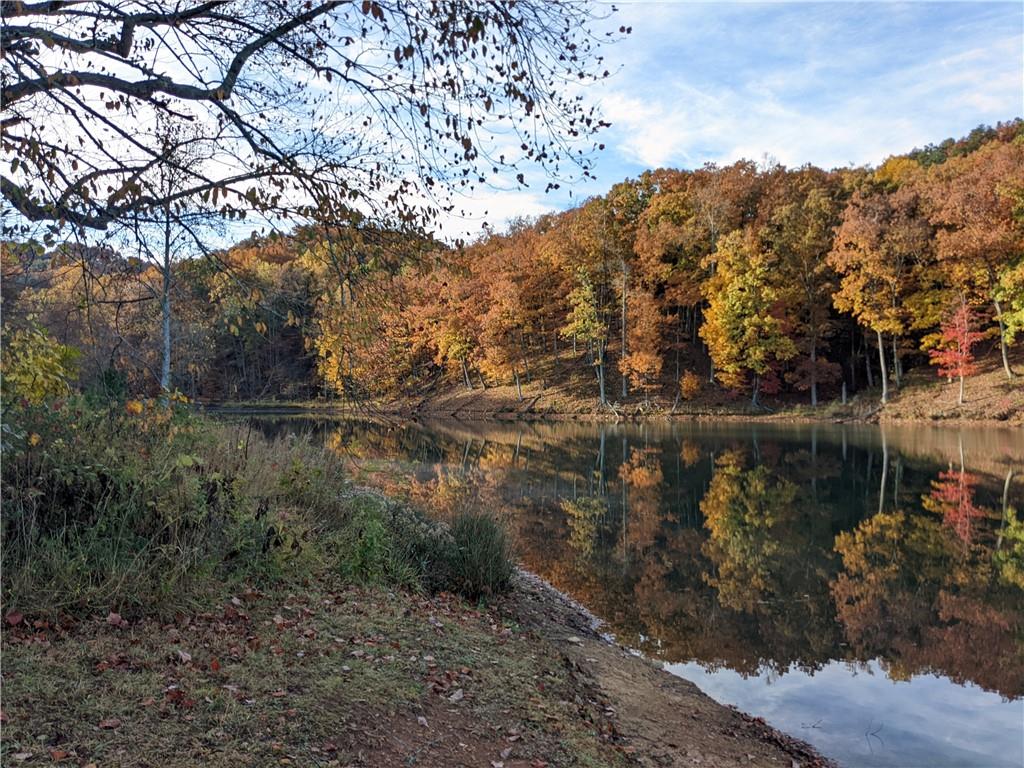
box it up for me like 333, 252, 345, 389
2, 401, 833, 767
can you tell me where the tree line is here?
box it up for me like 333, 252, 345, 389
3, 121, 1023, 408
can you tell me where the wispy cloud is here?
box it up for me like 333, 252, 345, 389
434, 2, 1023, 237
592, 2, 1022, 172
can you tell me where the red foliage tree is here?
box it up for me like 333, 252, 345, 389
928, 301, 985, 405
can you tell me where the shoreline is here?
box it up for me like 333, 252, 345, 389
2, 565, 838, 768
509, 567, 838, 768
201, 400, 1022, 428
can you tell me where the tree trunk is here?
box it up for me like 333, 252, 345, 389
621, 258, 628, 399
809, 343, 818, 407
596, 343, 607, 405
751, 374, 760, 408
993, 296, 1015, 380
876, 330, 888, 404
891, 335, 902, 387
160, 205, 172, 393
513, 368, 523, 401
461, 359, 472, 389
674, 313, 682, 383
958, 372, 965, 405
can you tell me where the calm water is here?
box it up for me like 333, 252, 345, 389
241, 415, 1024, 767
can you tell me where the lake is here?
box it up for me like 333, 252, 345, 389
239, 414, 1024, 767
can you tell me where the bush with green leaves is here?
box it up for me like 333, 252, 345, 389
327, 493, 514, 600
0, 323, 79, 406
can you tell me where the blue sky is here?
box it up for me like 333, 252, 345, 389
446, 1, 1024, 239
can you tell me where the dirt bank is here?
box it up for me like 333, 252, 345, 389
207, 353, 1023, 427
511, 572, 835, 768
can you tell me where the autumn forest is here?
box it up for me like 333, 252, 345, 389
5, 121, 1023, 412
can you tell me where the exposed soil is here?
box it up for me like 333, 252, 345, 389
1, 572, 834, 768
383, 353, 1023, 427
510, 573, 835, 768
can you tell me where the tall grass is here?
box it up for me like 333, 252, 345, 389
1, 401, 515, 617
445, 512, 515, 599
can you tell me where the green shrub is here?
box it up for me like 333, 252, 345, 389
326, 493, 515, 601
444, 511, 515, 599
0, 323, 79, 406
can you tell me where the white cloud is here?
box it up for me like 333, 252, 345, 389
431, 189, 557, 242
593, 3, 1022, 173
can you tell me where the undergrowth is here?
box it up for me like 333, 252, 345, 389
1, 398, 514, 618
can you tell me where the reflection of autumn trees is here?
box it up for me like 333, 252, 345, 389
619, 447, 666, 552
562, 497, 607, 558
679, 439, 702, 468
833, 509, 1024, 697
699, 450, 841, 671
701, 451, 797, 611
258, 417, 1024, 695
922, 467, 986, 544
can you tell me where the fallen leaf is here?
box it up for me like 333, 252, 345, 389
417, 716, 429, 728
6, 611, 24, 626
11, 753, 32, 762
210, 657, 221, 672
106, 611, 124, 627
176, 649, 192, 664
49, 748, 70, 761
447, 688, 464, 703
98, 717, 122, 729
500, 747, 513, 759
566, 636, 583, 645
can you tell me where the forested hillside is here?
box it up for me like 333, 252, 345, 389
4, 121, 1023, 413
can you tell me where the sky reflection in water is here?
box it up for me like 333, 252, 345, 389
666, 659, 1023, 767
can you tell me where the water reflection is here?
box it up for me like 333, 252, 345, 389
239, 415, 1023, 767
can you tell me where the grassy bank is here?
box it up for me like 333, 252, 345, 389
1, 401, 609, 766
2, 402, 831, 767
1, 400, 511, 617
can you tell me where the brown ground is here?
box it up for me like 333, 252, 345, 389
379, 351, 1023, 427
511, 573, 834, 768
1, 572, 832, 768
